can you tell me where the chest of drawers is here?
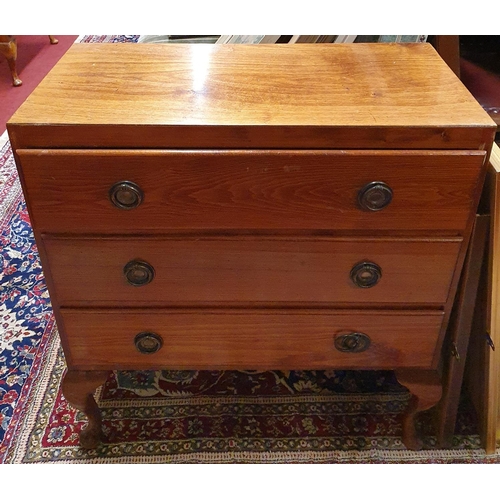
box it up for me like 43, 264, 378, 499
7, 42, 496, 450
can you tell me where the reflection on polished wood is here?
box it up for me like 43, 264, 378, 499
8, 43, 495, 149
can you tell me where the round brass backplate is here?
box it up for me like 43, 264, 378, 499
134, 332, 163, 354
334, 332, 371, 353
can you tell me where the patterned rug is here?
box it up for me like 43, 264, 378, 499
1, 35, 500, 463
1, 322, 498, 463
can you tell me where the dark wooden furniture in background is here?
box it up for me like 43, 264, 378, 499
7, 43, 496, 450
429, 35, 461, 78
0, 35, 58, 86
460, 36, 500, 131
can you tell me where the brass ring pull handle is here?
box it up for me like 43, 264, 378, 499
357, 181, 393, 211
134, 332, 163, 354
350, 261, 382, 288
109, 181, 143, 210
334, 332, 371, 353
124, 260, 155, 286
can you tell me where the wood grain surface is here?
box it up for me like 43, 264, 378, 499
7, 41, 496, 451
60, 308, 444, 370
435, 214, 489, 447
481, 142, 500, 452
7, 43, 496, 149
42, 235, 461, 306
18, 149, 485, 233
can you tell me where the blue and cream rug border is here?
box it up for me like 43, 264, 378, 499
0, 35, 139, 452
3, 326, 499, 463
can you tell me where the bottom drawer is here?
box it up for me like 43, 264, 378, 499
60, 309, 444, 371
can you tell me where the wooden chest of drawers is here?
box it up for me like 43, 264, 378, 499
7, 43, 496, 450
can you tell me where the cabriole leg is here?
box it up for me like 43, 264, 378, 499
395, 369, 442, 451
61, 369, 111, 449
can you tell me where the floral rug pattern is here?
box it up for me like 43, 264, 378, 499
0, 34, 139, 452
2, 326, 497, 463
0, 138, 53, 441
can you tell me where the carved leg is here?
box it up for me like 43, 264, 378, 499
61, 369, 111, 449
395, 369, 442, 451
0, 36, 22, 86
48, 35, 58, 45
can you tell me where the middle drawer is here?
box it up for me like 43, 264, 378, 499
42, 236, 461, 306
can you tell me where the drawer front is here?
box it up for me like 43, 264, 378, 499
43, 236, 461, 306
19, 149, 485, 233
60, 309, 444, 370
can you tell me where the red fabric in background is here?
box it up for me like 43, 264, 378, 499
0, 35, 78, 133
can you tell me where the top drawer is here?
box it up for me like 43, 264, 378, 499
17, 149, 485, 233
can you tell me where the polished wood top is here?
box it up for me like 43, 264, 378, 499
8, 43, 496, 149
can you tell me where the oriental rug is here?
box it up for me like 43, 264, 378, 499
2, 320, 499, 463
1, 35, 500, 464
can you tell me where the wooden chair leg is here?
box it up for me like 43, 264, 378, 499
0, 36, 22, 86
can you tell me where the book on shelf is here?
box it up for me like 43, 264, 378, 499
216, 35, 281, 44
335, 35, 358, 43
138, 35, 220, 44
288, 35, 428, 44
356, 35, 428, 43
288, 35, 337, 43
138, 35, 430, 46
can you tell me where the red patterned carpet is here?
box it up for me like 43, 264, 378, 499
1, 35, 500, 463
2, 322, 499, 463
0, 35, 78, 133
